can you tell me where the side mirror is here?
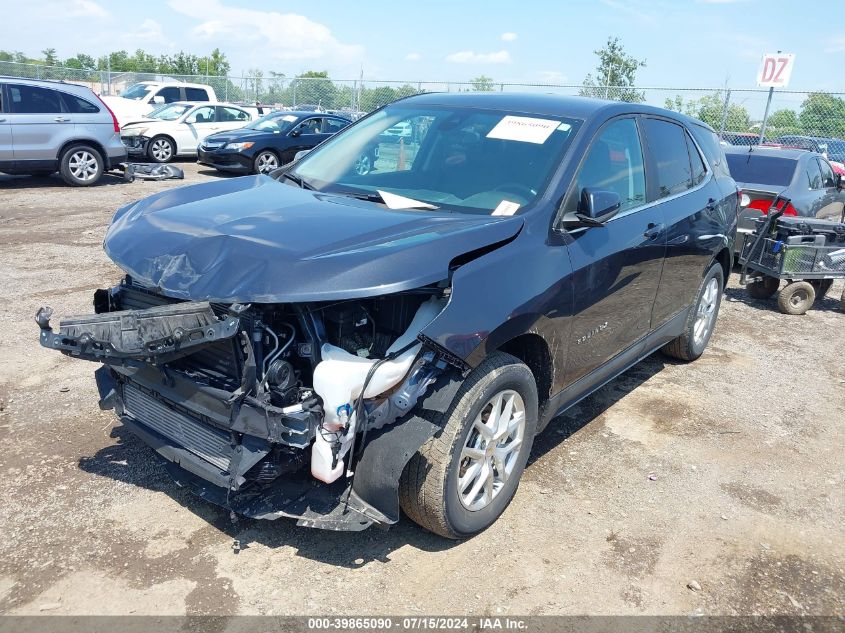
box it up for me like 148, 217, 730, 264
152, 95, 165, 104
575, 188, 621, 226
293, 149, 311, 162
290, 129, 301, 138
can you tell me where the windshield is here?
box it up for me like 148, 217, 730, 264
726, 153, 796, 187
247, 113, 299, 133
290, 104, 582, 215
121, 84, 153, 100
148, 104, 191, 121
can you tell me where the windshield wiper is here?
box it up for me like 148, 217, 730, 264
281, 172, 314, 190
342, 189, 439, 210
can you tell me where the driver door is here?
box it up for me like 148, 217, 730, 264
561, 116, 666, 385
182, 105, 218, 152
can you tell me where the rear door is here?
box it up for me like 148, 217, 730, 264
0, 84, 12, 166
58, 89, 109, 144
6, 83, 72, 165
815, 157, 845, 221
215, 106, 251, 133
560, 116, 666, 385
641, 117, 728, 326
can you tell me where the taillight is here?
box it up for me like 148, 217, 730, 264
747, 199, 797, 216
95, 94, 120, 133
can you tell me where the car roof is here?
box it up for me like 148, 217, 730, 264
268, 110, 350, 118
0, 76, 94, 94
723, 145, 812, 160
398, 92, 714, 129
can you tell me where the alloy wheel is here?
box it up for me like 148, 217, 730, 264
150, 139, 172, 162
354, 154, 372, 175
457, 390, 526, 512
68, 150, 99, 182
693, 277, 719, 346
256, 152, 279, 174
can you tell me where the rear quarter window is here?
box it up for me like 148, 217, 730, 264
725, 153, 797, 187
60, 92, 100, 114
689, 124, 731, 178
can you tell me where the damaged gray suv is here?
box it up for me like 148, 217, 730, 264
37, 93, 737, 538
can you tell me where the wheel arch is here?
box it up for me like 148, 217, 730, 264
57, 138, 107, 165
714, 246, 732, 288
494, 332, 554, 412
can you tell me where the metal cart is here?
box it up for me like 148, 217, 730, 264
739, 198, 845, 314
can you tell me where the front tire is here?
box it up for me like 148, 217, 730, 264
253, 150, 279, 174
147, 136, 175, 163
662, 261, 724, 361
399, 352, 538, 539
777, 281, 815, 315
59, 144, 103, 186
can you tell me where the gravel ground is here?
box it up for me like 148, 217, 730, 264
0, 163, 843, 617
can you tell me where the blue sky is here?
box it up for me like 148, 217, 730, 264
1, 0, 840, 92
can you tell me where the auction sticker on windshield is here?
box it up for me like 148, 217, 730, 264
487, 116, 561, 144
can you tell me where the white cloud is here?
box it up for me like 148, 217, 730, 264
501, 32, 518, 42
404, 52, 422, 62
68, 0, 109, 18
537, 70, 567, 83
127, 19, 166, 43
445, 50, 512, 64
168, 0, 364, 64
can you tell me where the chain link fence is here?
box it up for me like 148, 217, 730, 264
3, 61, 844, 155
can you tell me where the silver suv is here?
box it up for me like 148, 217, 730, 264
0, 77, 128, 186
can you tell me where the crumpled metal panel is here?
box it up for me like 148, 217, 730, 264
103, 175, 523, 303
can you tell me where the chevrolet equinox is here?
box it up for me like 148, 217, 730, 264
37, 93, 738, 538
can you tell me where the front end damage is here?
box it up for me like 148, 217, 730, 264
36, 278, 464, 531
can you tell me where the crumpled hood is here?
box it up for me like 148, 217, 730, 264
104, 176, 523, 303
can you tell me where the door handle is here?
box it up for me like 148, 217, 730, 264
54, 116, 70, 122
0, 118, 6, 122
643, 223, 663, 239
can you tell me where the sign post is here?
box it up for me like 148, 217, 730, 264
756, 52, 795, 145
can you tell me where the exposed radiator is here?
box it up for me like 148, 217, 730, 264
123, 383, 232, 472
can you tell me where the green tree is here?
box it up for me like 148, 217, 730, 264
799, 92, 845, 138
64, 53, 96, 71
198, 48, 230, 76
470, 75, 495, 92
579, 36, 646, 103
290, 71, 337, 107
41, 48, 58, 66
766, 108, 800, 135
664, 91, 751, 132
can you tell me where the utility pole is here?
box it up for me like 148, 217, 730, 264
757, 50, 780, 145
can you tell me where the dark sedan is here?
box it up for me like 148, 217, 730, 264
197, 111, 353, 174
725, 146, 845, 252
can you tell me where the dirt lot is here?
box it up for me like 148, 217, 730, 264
0, 163, 843, 617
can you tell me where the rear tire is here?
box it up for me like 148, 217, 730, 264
662, 262, 724, 361
399, 352, 538, 539
810, 279, 833, 299
777, 281, 815, 315
747, 275, 780, 299
59, 144, 103, 186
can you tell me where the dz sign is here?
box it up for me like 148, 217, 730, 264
757, 53, 795, 88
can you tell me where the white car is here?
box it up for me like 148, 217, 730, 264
120, 102, 256, 163
102, 81, 217, 126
